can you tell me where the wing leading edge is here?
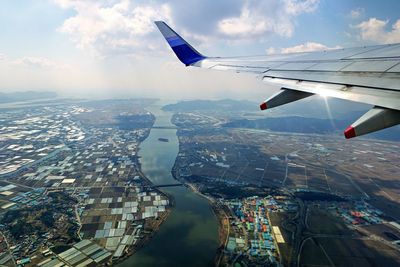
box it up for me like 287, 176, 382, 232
155, 21, 400, 139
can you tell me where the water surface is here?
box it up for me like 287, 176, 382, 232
118, 103, 218, 267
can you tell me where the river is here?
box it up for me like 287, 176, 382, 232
117, 103, 219, 267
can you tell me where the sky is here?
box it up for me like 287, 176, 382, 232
0, 0, 400, 101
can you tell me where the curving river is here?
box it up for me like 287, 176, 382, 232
117, 102, 218, 267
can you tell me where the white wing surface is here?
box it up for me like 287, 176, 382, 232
155, 21, 400, 138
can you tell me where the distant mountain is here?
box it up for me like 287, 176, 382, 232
162, 99, 257, 112
0, 91, 57, 103
165, 99, 400, 141
163, 98, 371, 119
223, 116, 400, 141
223, 116, 347, 134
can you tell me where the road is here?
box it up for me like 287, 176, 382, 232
0, 232, 16, 266
290, 198, 306, 267
295, 211, 400, 267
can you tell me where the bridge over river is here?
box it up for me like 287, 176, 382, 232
145, 183, 183, 188
151, 126, 177, 130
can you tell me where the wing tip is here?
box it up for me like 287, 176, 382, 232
154, 20, 206, 66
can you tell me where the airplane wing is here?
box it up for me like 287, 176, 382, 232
155, 21, 400, 139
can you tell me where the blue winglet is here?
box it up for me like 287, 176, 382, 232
155, 21, 206, 66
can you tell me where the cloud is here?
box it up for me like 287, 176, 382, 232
349, 7, 364, 19
12, 57, 69, 70
354, 18, 400, 44
284, 0, 320, 15
53, 0, 320, 56
218, 0, 319, 38
218, 5, 269, 38
0, 52, 69, 70
169, 0, 242, 36
54, 0, 172, 56
266, 47, 278, 55
267, 42, 341, 54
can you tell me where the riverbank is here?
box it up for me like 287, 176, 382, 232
110, 183, 175, 266
111, 207, 172, 266
212, 203, 230, 267
101, 112, 175, 265
170, 168, 230, 267
109, 118, 175, 266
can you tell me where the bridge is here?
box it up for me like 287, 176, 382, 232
147, 183, 183, 188
152, 126, 178, 130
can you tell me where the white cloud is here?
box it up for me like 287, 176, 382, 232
218, 6, 269, 38
54, 0, 172, 56
354, 18, 400, 44
266, 47, 277, 55
12, 57, 69, 70
267, 42, 341, 54
284, 0, 319, 15
53, 0, 321, 56
218, 0, 319, 38
0, 52, 69, 70
349, 7, 364, 19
